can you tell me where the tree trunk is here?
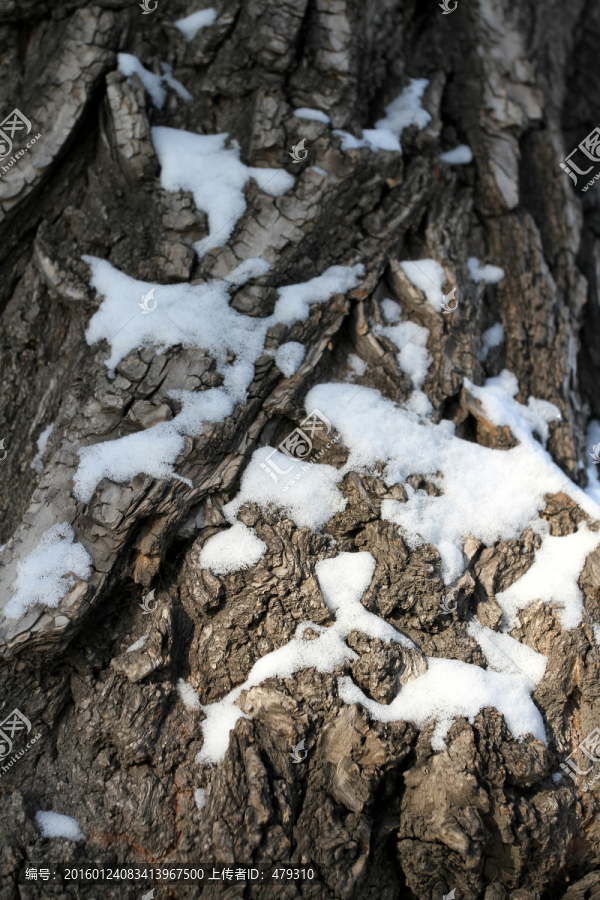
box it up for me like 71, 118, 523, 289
1, 0, 600, 898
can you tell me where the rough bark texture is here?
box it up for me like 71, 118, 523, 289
1, 0, 600, 898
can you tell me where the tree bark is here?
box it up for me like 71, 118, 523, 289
1, 0, 600, 898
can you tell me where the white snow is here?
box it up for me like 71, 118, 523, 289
5, 523, 92, 620
126, 633, 149, 653
36, 811, 84, 842
74, 423, 188, 504
468, 619, 547, 684
381, 298, 402, 323
275, 342, 305, 377
194, 787, 207, 810
468, 257, 505, 284
400, 259, 447, 312
195, 550, 547, 762
305, 372, 596, 585
376, 320, 431, 388
200, 522, 267, 575
195, 552, 413, 763
585, 420, 600, 509
373, 78, 431, 146
223, 446, 346, 531
495, 525, 600, 630
151, 127, 294, 257
594, 624, 600, 648
479, 322, 505, 362
175, 7, 218, 41
272, 264, 364, 326
79, 258, 363, 502
347, 353, 368, 377
338, 655, 546, 751
31, 422, 54, 474
294, 108, 330, 124
118, 53, 167, 108
177, 679, 202, 710
334, 78, 431, 155
440, 145, 473, 164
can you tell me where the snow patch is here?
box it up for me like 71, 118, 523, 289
294, 108, 330, 124
479, 322, 505, 362
152, 127, 294, 258
126, 634, 149, 653
175, 7, 218, 41
468, 257, 505, 284
376, 320, 431, 388
36, 811, 84, 842
200, 522, 267, 575
338, 656, 546, 751
31, 422, 54, 474
400, 259, 446, 312
496, 525, 600, 630
178, 679, 201, 710
6, 523, 92, 620
275, 342, 305, 377
334, 78, 431, 155
381, 298, 402, 323
440, 145, 473, 164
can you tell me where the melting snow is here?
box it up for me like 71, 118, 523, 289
194, 787, 207, 810
6, 523, 92, 620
